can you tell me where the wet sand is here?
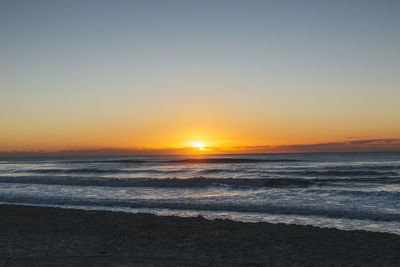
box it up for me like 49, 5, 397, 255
1, 205, 399, 266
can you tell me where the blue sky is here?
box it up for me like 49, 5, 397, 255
1, 0, 399, 151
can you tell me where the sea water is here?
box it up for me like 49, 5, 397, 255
0, 152, 399, 234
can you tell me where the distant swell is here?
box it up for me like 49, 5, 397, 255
0, 176, 266, 187
323, 165, 400, 171
63, 158, 301, 164
168, 158, 300, 164
22, 168, 128, 174
308, 189, 400, 198
262, 177, 400, 187
66, 159, 149, 164
291, 170, 398, 176
199, 169, 239, 174
18, 168, 184, 175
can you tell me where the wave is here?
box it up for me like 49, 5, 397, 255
21, 168, 128, 174
322, 165, 400, 171
8, 166, 398, 178
262, 177, 400, 187
198, 168, 240, 174
65, 159, 149, 164
64, 157, 302, 164
0, 176, 266, 187
168, 158, 301, 164
288, 170, 398, 176
308, 189, 400, 198
1, 196, 400, 222
1, 176, 399, 188
18, 168, 184, 175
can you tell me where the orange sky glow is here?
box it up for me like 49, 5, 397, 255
1, 1, 400, 156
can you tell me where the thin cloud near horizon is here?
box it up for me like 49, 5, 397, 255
1, 138, 400, 158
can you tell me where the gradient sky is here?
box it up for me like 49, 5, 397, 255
1, 0, 399, 153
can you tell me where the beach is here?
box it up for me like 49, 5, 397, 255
1, 205, 399, 266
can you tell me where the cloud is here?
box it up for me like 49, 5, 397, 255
231, 145, 271, 150
346, 136, 369, 139
266, 139, 400, 153
1, 139, 399, 158
224, 139, 400, 153
0, 147, 197, 158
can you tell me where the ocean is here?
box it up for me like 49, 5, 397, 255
0, 152, 399, 234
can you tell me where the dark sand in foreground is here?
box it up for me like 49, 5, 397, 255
1, 205, 400, 266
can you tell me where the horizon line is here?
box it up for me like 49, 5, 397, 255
1, 138, 400, 158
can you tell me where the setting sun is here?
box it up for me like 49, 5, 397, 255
188, 142, 206, 150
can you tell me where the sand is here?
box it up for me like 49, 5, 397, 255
0, 205, 399, 266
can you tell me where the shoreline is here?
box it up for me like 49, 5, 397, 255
1, 204, 400, 266
2, 201, 400, 236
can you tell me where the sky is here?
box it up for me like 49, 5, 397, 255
1, 0, 400, 154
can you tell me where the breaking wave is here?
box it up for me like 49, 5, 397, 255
2, 196, 400, 222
